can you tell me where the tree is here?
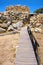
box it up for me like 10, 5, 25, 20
34, 8, 43, 13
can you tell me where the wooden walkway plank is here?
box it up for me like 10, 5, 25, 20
15, 27, 38, 65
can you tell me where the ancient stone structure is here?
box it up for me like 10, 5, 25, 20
0, 5, 43, 34
0, 5, 30, 33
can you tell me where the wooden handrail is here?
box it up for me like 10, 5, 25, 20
27, 26, 40, 65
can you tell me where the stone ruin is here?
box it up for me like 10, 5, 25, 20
0, 5, 43, 34
0, 5, 30, 33
29, 13, 43, 33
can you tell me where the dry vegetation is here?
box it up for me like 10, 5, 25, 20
0, 33, 20, 65
32, 32, 43, 65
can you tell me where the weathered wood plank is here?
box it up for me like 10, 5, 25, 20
15, 27, 37, 65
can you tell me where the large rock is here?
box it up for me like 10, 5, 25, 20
12, 23, 17, 29
8, 25, 14, 31
12, 20, 17, 23
0, 20, 3, 23
3, 20, 7, 23
34, 28, 41, 33
30, 16, 36, 22
1, 15, 6, 21
16, 21, 23, 28
7, 21, 11, 26
12, 20, 23, 28
1, 23, 8, 29
0, 28, 6, 33
18, 13, 29, 20
35, 23, 41, 27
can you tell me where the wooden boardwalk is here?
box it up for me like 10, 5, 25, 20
15, 27, 37, 65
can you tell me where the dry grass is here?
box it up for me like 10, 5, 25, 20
0, 33, 20, 65
32, 32, 43, 65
